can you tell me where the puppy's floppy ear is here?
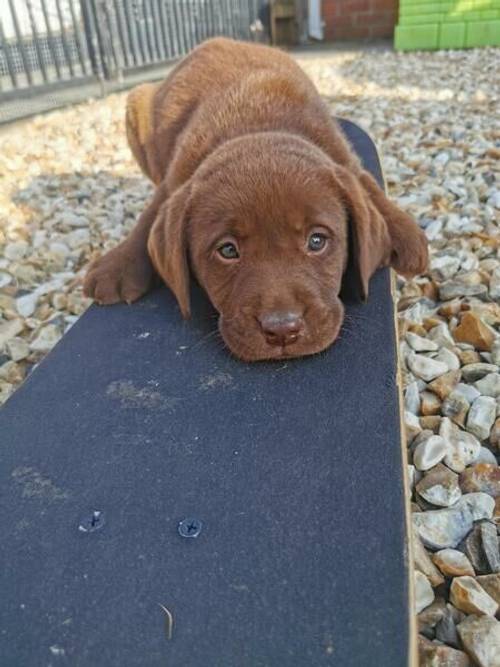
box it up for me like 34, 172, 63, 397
333, 165, 428, 301
147, 181, 191, 318
334, 165, 391, 302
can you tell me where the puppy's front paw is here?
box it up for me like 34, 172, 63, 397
83, 243, 154, 305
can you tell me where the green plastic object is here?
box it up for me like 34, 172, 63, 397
400, 13, 444, 24
465, 19, 500, 45
439, 21, 466, 48
401, 3, 444, 15
394, 23, 440, 50
396, 0, 500, 50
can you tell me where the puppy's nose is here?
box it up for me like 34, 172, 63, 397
258, 311, 304, 347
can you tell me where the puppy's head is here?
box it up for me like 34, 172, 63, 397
148, 134, 427, 361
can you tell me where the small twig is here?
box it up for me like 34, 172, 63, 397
158, 603, 173, 640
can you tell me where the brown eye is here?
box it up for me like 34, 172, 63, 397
308, 233, 328, 252
217, 242, 239, 260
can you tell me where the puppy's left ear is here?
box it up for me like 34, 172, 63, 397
147, 181, 192, 318
333, 166, 428, 301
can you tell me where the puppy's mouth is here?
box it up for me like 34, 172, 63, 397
218, 302, 344, 362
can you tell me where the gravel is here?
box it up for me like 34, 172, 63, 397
1, 44, 499, 664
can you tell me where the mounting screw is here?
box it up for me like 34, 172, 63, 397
178, 518, 202, 538
78, 510, 105, 533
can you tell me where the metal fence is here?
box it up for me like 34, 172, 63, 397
0, 1, 268, 99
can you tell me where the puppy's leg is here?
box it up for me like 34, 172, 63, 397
83, 183, 167, 305
125, 83, 159, 183
358, 171, 428, 277
83, 83, 167, 305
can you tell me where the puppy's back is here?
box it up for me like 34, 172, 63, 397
126, 38, 353, 187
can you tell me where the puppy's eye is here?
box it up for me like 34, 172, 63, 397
217, 242, 239, 260
307, 233, 328, 252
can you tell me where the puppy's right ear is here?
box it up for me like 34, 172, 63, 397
333, 166, 391, 302
147, 181, 191, 318
333, 165, 428, 302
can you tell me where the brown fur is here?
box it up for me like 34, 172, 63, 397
84, 38, 428, 361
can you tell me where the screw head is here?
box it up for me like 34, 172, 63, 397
178, 517, 202, 538
78, 510, 105, 533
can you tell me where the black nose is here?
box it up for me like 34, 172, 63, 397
258, 311, 304, 347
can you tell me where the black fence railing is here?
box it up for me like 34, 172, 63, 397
0, 1, 268, 98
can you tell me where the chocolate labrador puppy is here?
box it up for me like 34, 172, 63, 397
84, 38, 427, 361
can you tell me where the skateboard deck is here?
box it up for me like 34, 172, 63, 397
0, 119, 415, 666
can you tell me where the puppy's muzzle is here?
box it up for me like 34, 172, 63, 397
257, 311, 304, 347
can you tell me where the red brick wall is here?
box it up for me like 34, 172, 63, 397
322, 0, 398, 40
